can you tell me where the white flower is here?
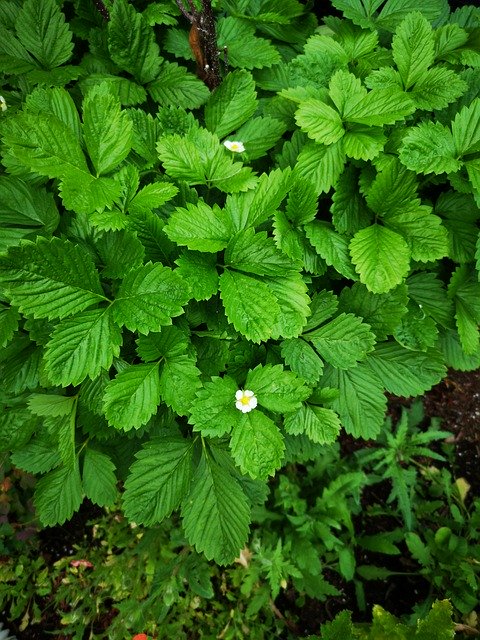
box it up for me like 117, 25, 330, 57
0, 96, 7, 112
223, 140, 245, 153
235, 389, 257, 413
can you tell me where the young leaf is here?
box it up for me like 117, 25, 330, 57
123, 437, 195, 525
230, 411, 285, 479
0, 237, 106, 320
44, 308, 123, 387
219, 269, 280, 343
349, 224, 410, 293
181, 449, 251, 564
204, 69, 257, 139
34, 464, 83, 527
83, 83, 133, 176
305, 313, 376, 369
103, 362, 161, 431
392, 12, 434, 89
246, 364, 309, 413
82, 448, 118, 508
112, 262, 190, 334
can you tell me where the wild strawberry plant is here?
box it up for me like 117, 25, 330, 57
0, 0, 479, 565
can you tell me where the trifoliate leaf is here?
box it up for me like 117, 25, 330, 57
189, 376, 240, 438
296, 141, 346, 194
17, 0, 73, 70
230, 411, 284, 480
112, 262, 189, 334
338, 282, 408, 341
181, 449, 250, 564
305, 220, 357, 279
0, 237, 106, 320
165, 201, 232, 252
219, 270, 280, 343
205, 69, 257, 139
34, 464, 83, 526
321, 363, 386, 439
83, 83, 132, 176
281, 338, 324, 383
148, 61, 209, 109
367, 342, 446, 396
225, 229, 298, 277
349, 224, 410, 293
82, 448, 118, 508
108, 0, 162, 84
103, 362, 161, 431
44, 308, 122, 387
246, 364, 309, 413
305, 313, 376, 369
123, 437, 195, 525
284, 404, 341, 444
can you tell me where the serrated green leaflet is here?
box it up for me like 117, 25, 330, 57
34, 464, 83, 527
296, 141, 346, 194
284, 404, 341, 444
148, 61, 210, 109
305, 221, 357, 279
399, 122, 460, 175
103, 362, 161, 430
136, 325, 189, 362
83, 83, 132, 176
181, 449, 250, 564
281, 338, 324, 383
112, 262, 189, 334
82, 448, 118, 508
123, 437, 194, 525
0, 237, 106, 320
204, 69, 257, 139
246, 364, 309, 413
219, 269, 280, 342
165, 201, 233, 252
230, 411, 284, 479
10, 436, 61, 475
392, 12, 434, 89
175, 251, 219, 301
159, 355, 201, 416
295, 99, 344, 145
350, 224, 410, 293
225, 229, 298, 276
44, 308, 122, 387
217, 16, 281, 69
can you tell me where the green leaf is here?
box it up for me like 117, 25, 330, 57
108, 0, 162, 84
405, 532, 432, 566
407, 272, 453, 328
217, 16, 281, 70
0, 338, 41, 394
384, 207, 449, 262
321, 363, 386, 438
246, 364, 309, 413
230, 411, 284, 479
189, 376, 240, 438
266, 274, 311, 339
399, 122, 460, 175
392, 12, 434, 89
305, 221, 357, 279
82, 448, 118, 508
367, 342, 446, 396
415, 600, 455, 640
296, 141, 346, 194
181, 448, 250, 564
136, 325, 189, 362
103, 362, 161, 431
96, 229, 145, 280
0, 305, 19, 348
219, 269, 280, 343
112, 263, 189, 334
451, 98, 480, 156
295, 99, 344, 145
0, 237, 106, 320
246, 168, 292, 228
28, 394, 76, 418
159, 355, 201, 416
342, 124, 386, 161
0, 23, 36, 74
205, 70, 257, 139
338, 282, 408, 341
165, 201, 232, 252
17, 0, 73, 69
345, 87, 414, 126
410, 67, 467, 111
234, 116, 286, 160
128, 209, 175, 263
175, 251, 219, 301
350, 224, 410, 294
123, 437, 194, 525
449, 266, 480, 355
365, 158, 419, 216
10, 436, 61, 474
284, 404, 341, 444
82, 83, 132, 176
320, 611, 355, 640
44, 308, 122, 387
285, 176, 318, 225
59, 171, 121, 215
225, 229, 298, 276
128, 182, 179, 215
148, 61, 209, 109
305, 313, 376, 369
34, 464, 83, 527
281, 338, 324, 383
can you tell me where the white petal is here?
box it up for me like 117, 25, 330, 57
249, 397, 258, 409
235, 401, 244, 411
235, 389, 244, 400
244, 389, 254, 397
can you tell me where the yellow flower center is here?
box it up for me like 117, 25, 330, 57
240, 395, 251, 405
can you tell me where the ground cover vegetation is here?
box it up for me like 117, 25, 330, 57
0, 0, 479, 636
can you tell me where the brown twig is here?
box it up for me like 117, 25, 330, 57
269, 599, 301, 635
455, 624, 480, 636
